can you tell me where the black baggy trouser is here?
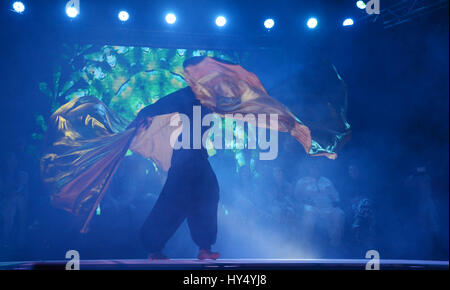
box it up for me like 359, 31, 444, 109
140, 156, 219, 253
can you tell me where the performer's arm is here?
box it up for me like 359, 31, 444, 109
127, 88, 191, 129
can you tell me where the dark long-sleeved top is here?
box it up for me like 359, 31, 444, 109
136, 86, 211, 167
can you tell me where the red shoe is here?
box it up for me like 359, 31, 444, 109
197, 249, 220, 260
148, 252, 169, 260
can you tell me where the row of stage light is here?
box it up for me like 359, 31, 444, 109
10, 1, 372, 29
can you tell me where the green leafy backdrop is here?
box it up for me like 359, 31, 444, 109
37, 44, 254, 173
40, 45, 248, 121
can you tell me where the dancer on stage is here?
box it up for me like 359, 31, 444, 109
128, 59, 220, 259
41, 56, 350, 260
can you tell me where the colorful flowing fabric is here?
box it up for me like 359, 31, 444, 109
184, 57, 341, 159
41, 97, 182, 232
41, 57, 350, 232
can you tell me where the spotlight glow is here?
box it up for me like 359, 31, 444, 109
118, 11, 129, 22
165, 13, 176, 24
12, 1, 25, 13
356, 1, 367, 9
215, 16, 227, 27
264, 18, 275, 29
343, 18, 354, 26
307, 17, 318, 29
66, 6, 79, 18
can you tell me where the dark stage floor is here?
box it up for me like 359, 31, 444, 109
0, 259, 448, 270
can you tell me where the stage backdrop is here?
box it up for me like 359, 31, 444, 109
35, 44, 349, 173
38, 45, 249, 121
36, 44, 256, 171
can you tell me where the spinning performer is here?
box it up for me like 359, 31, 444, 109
41, 56, 350, 260
128, 62, 220, 259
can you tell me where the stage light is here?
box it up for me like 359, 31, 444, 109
264, 18, 275, 29
165, 13, 176, 24
307, 17, 318, 29
343, 18, 354, 26
215, 16, 227, 27
12, 1, 25, 13
356, 1, 367, 9
66, 6, 79, 18
118, 11, 129, 22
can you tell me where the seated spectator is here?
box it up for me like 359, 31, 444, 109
295, 161, 344, 248
263, 166, 296, 225
351, 198, 375, 249
344, 161, 376, 251
0, 152, 29, 249
403, 165, 441, 258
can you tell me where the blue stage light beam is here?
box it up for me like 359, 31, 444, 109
356, 1, 367, 9
215, 16, 227, 27
264, 18, 275, 29
66, 6, 79, 18
118, 11, 129, 22
12, 1, 25, 13
165, 13, 176, 24
307, 17, 318, 29
343, 18, 354, 26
